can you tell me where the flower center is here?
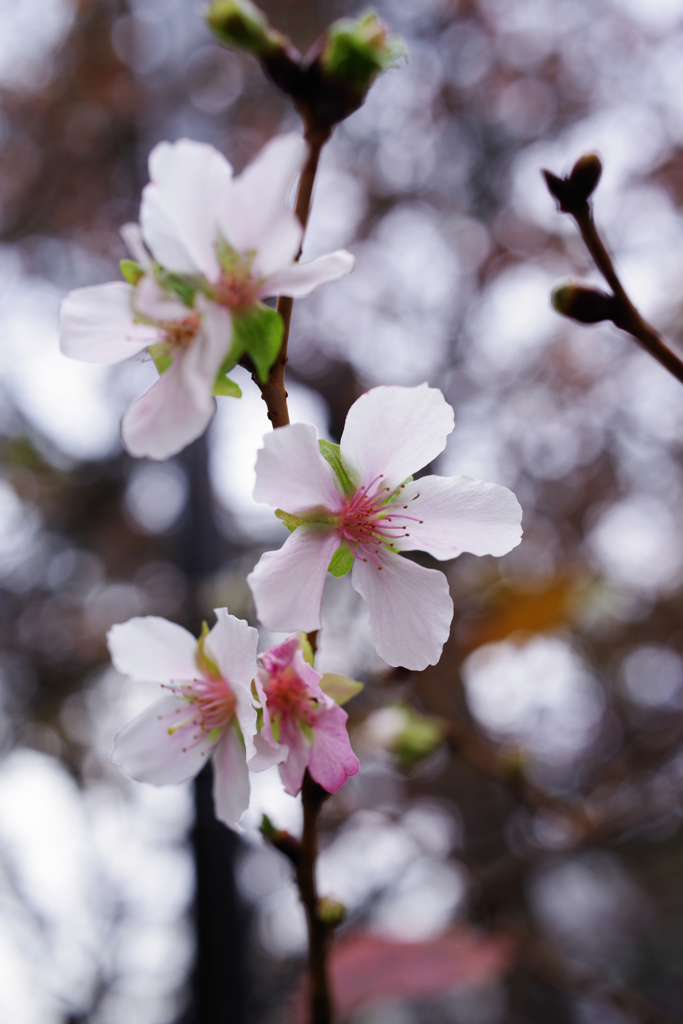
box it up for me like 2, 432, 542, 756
341, 476, 423, 568
214, 268, 258, 314
162, 312, 201, 350
164, 675, 237, 734
262, 668, 316, 726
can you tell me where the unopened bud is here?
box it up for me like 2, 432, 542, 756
260, 814, 301, 864
569, 153, 602, 201
552, 283, 618, 324
318, 896, 346, 928
320, 12, 404, 90
206, 0, 283, 56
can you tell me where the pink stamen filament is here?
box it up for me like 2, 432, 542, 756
341, 476, 424, 569
160, 674, 237, 753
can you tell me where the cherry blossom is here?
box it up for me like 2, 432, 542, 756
59, 135, 355, 459
108, 610, 266, 830
253, 635, 360, 796
247, 385, 523, 671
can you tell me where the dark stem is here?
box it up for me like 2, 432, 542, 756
296, 771, 333, 1024
254, 125, 331, 428
572, 206, 683, 385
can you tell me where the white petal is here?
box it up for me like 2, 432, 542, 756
247, 525, 341, 633
121, 356, 215, 461
351, 552, 453, 671
181, 295, 232, 408
134, 274, 190, 323
60, 282, 160, 364
253, 422, 343, 513
340, 384, 455, 489
220, 133, 306, 275
204, 608, 259, 762
112, 695, 215, 785
248, 729, 286, 772
141, 139, 233, 280
120, 222, 153, 270
108, 616, 199, 682
261, 250, 356, 299
396, 475, 523, 560
211, 725, 251, 831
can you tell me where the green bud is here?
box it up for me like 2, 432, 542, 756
206, 0, 283, 56
321, 11, 406, 92
318, 896, 346, 927
551, 283, 618, 324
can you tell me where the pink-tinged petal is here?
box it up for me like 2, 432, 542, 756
120, 222, 153, 270
211, 724, 251, 830
253, 422, 343, 514
340, 385, 455, 490
397, 476, 523, 560
108, 616, 199, 682
309, 703, 359, 793
141, 139, 233, 280
248, 727, 286, 772
278, 715, 311, 796
134, 274, 190, 323
261, 251, 356, 299
180, 295, 232, 408
351, 552, 453, 671
60, 282, 160, 364
112, 695, 216, 784
247, 525, 341, 633
204, 608, 259, 761
121, 356, 215, 460
220, 133, 305, 276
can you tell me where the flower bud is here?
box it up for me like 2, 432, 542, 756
318, 896, 346, 928
320, 11, 405, 92
206, 0, 283, 56
569, 153, 602, 201
551, 283, 618, 324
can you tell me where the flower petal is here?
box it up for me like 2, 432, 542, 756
60, 282, 160, 364
247, 525, 341, 633
220, 133, 305, 276
121, 354, 215, 460
279, 715, 311, 797
211, 724, 251, 831
120, 222, 153, 270
134, 274, 190, 323
309, 703, 359, 793
181, 295, 232, 406
340, 384, 455, 489
204, 608, 259, 762
141, 139, 233, 280
261, 251, 356, 299
112, 695, 215, 784
351, 552, 453, 671
108, 616, 199, 682
396, 475, 523, 560
253, 422, 343, 513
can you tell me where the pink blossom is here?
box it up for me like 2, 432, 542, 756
108, 610, 270, 830
59, 136, 355, 460
253, 635, 360, 797
247, 384, 523, 671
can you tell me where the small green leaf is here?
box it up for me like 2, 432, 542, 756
328, 542, 354, 577
232, 305, 283, 383
213, 375, 242, 398
120, 259, 144, 286
320, 673, 363, 706
275, 508, 310, 533
319, 439, 355, 496
196, 621, 221, 679
299, 633, 315, 666
158, 270, 196, 307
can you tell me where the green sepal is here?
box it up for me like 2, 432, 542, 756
299, 633, 315, 666
196, 621, 222, 680
260, 813, 278, 840
158, 270, 196, 307
232, 305, 283, 383
120, 259, 144, 286
213, 375, 242, 398
275, 508, 310, 533
149, 342, 172, 376
327, 542, 354, 578
301, 721, 314, 743
271, 713, 281, 744
319, 439, 355, 496
320, 673, 363, 706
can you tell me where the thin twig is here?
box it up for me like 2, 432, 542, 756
297, 771, 333, 1024
254, 126, 331, 428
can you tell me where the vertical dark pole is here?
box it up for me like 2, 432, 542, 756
177, 434, 249, 1024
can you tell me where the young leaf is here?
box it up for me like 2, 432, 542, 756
320, 673, 363, 705
158, 270, 196, 307
232, 305, 284, 383
328, 541, 354, 577
275, 508, 310, 533
213, 375, 242, 398
319, 439, 355, 496
120, 259, 144, 286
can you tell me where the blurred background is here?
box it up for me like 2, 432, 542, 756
4, 0, 683, 1021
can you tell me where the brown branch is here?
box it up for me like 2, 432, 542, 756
296, 771, 333, 1024
254, 125, 331, 429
